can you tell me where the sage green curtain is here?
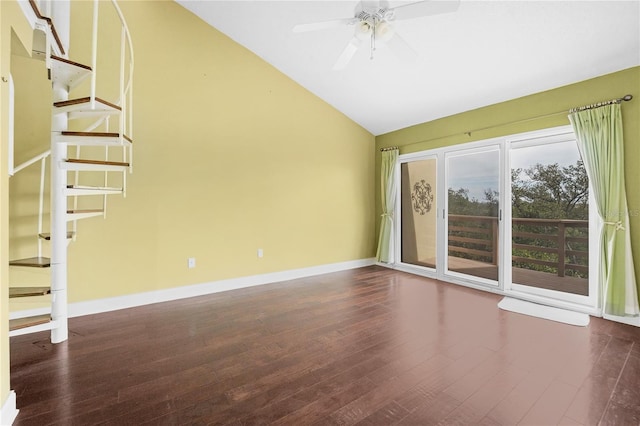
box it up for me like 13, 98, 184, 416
569, 103, 639, 317
376, 149, 399, 263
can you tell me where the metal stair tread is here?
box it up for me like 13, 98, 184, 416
65, 158, 130, 167
10, 315, 52, 332
67, 209, 103, 214
61, 131, 133, 144
51, 55, 91, 71
67, 184, 122, 190
65, 185, 123, 196
9, 287, 51, 298
9, 257, 51, 268
54, 97, 120, 110
39, 232, 74, 240
66, 209, 104, 221
51, 55, 92, 89
53, 97, 121, 119
61, 159, 130, 172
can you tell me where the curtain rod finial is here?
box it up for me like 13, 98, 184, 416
623, 94, 633, 102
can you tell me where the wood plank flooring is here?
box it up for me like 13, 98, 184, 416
10, 266, 640, 425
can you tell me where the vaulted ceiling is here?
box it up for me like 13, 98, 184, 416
176, 1, 640, 135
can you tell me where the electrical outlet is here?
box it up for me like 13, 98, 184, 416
188, 257, 196, 268
257, 249, 263, 258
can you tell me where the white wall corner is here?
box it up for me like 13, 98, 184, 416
1, 391, 19, 426
11, 258, 376, 321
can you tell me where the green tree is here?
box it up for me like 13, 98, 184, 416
512, 160, 588, 220
447, 160, 590, 278
511, 160, 589, 277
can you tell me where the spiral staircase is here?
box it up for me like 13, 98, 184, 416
8, 0, 134, 343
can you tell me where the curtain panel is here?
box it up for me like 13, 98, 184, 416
376, 149, 399, 263
569, 103, 640, 317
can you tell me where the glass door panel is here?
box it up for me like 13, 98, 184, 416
510, 140, 589, 296
400, 159, 437, 268
446, 149, 500, 283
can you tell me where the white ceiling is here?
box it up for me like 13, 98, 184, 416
175, 0, 640, 135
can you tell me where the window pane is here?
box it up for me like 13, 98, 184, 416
511, 141, 589, 295
446, 149, 500, 282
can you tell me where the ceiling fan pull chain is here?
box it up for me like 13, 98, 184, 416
370, 18, 376, 60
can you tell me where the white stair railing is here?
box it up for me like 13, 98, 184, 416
113, 0, 135, 143
8, 74, 14, 176
12, 150, 52, 257
65, 0, 134, 229
88, 0, 134, 145
103, 145, 109, 217
38, 156, 47, 256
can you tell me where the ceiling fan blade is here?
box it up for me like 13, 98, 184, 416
333, 38, 361, 70
293, 17, 355, 33
387, 32, 417, 63
390, 0, 460, 21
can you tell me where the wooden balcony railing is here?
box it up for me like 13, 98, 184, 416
448, 215, 498, 263
448, 214, 589, 277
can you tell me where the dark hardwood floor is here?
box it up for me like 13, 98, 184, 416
10, 266, 640, 425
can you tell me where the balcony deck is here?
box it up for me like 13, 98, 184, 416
448, 256, 589, 296
408, 256, 588, 296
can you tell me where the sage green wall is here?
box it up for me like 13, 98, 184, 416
9, 0, 375, 308
376, 66, 640, 286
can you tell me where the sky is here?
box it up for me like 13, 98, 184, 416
447, 140, 582, 201
511, 141, 581, 170
448, 149, 499, 201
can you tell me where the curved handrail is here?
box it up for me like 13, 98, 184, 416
12, 149, 51, 258
111, 0, 134, 72
87, 0, 134, 139
110, 0, 134, 140
13, 149, 51, 174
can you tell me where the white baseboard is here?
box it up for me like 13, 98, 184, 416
1, 391, 18, 426
498, 297, 590, 326
603, 313, 640, 327
10, 258, 376, 320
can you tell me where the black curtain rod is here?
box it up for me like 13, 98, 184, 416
385, 94, 633, 150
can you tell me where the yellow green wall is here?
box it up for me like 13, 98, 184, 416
376, 66, 640, 286
9, 0, 376, 311
1, 0, 35, 411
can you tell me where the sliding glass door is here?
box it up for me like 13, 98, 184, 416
400, 158, 438, 269
508, 134, 593, 304
445, 147, 501, 285
396, 126, 597, 312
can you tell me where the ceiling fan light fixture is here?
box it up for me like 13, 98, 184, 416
375, 21, 395, 43
294, 0, 461, 70
355, 21, 372, 40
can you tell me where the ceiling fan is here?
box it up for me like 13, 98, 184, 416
293, 0, 461, 70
